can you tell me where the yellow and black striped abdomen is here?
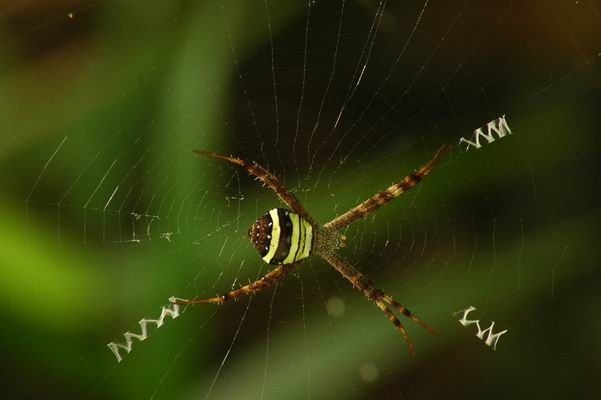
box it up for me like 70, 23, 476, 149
248, 208, 314, 265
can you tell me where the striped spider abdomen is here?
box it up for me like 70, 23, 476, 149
248, 208, 314, 265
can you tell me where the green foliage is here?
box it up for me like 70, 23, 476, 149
1, 1, 599, 399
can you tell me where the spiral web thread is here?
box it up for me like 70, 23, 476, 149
107, 297, 183, 363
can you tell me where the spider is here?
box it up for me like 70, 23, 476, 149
174, 145, 449, 355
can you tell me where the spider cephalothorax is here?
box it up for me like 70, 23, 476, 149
176, 146, 449, 355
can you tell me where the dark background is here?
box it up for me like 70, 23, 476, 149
1, 1, 600, 399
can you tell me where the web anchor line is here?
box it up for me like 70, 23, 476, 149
107, 297, 183, 363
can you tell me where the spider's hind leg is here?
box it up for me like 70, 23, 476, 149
173, 262, 301, 305
193, 150, 317, 226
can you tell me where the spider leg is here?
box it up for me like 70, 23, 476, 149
323, 145, 449, 230
380, 294, 437, 336
374, 299, 416, 356
321, 253, 435, 355
173, 261, 301, 305
194, 150, 317, 226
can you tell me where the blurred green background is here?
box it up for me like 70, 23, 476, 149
1, 1, 600, 399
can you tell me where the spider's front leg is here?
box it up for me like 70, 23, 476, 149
321, 253, 436, 356
193, 150, 317, 226
173, 261, 301, 305
324, 145, 449, 231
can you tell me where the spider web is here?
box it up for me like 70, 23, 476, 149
1, 0, 600, 399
